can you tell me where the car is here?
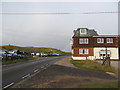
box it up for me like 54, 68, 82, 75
52, 53, 60, 56
17, 55, 25, 59
31, 52, 35, 56
41, 53, 48, 57
36, 53, 40, 56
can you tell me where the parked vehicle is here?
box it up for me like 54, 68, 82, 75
40, 53, 48, 57
47, 53, 53, 56
31, 52, 36, 56
17, 55, 25, 59
36, 53, 40, 56
52, 53, 61, 56
17, 50, 25, 55
0, 50, 26, 60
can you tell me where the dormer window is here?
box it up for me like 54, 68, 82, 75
80, 29, 87, 34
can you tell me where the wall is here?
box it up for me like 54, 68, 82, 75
72, 56, 95, 60
72, 37, 119, 48
72, 36, 119, 60
72, 47, 94, 57
94, 47, 119, 59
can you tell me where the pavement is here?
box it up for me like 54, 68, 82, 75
2, 56, 67, 89
11, 57, 118, 88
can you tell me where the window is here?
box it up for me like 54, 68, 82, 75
80, 29, 87, 34
97, 38, 104, 43
99, 50, 111, 57
79, 38, 88, 44
79, 49, 89, 54
107, 38, 113, 43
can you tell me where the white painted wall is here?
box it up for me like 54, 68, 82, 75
94, 47, 119, 59
72, 47, 119, 60
72, 56, 95, 60
72, 49, 73, 54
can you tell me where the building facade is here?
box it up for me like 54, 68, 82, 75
72, 28, 119, 60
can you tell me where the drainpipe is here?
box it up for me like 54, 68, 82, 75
106, 46, 107, 59
105, 46, 110, 66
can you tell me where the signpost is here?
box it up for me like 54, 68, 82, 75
102, 47, 110, 66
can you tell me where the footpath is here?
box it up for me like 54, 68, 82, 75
12, 57, 118, 88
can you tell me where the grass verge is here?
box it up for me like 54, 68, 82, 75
70, 60, 117, 73
2, 56, 39, 65
83, 81, 119, 88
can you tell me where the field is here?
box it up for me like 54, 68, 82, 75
0, 45, 71, 56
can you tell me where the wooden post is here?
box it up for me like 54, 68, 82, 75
102, 47, 110, 66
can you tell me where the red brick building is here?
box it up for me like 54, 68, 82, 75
72, 28, 119, 60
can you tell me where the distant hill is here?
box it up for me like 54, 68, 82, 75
0, 45, 71, 55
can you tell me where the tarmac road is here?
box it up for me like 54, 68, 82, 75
2, 56, 67, 89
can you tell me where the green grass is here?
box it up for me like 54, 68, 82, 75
70, 60, 117, 73
2, 56, 39, 65
0, 45, 71, 56
83, 81, 119, 88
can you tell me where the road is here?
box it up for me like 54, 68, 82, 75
11, 57, 117, 88
2, 56, 67, 89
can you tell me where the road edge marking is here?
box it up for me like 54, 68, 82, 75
22, 74, 30, 79
3, 83, 14, 89
106, 72, 118, 77
34, 69, 39, 73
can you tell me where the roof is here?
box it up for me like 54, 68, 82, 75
88, 30, 99, 36
93, 35, 119, 37
73, 28, 98, 37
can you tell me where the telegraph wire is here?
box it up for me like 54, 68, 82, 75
1, 11, 120, 15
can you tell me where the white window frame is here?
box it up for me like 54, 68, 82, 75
97, 38, 104, 43
72, 49, 74, 54
79, 49, 89, 54
107, 38, 113, 43
80, 29, 87, 34
79, 38, 88, 44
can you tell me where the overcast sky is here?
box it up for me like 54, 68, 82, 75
1, 1, 118, 52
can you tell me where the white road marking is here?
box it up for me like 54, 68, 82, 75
34, 69, 39, 72
3, 83, 14, 89
106, 72, 116, 76
41, 66, 44, 68
22, 74, 30, 79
